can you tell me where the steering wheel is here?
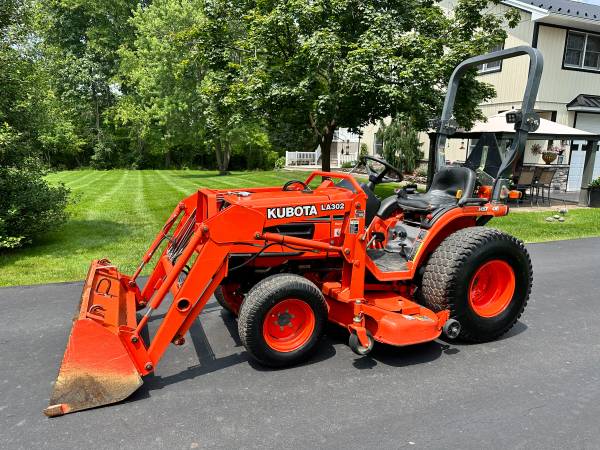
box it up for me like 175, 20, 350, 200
282, 180, 311, 192
359, 155, 403, 190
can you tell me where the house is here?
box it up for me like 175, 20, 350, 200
360, 0, 600, 191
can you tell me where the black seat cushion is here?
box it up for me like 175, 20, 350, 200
393, 166, 476, 213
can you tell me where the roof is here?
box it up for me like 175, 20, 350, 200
503, 0, 600, 28
567, 94, 600, 110
525, 0, 600, 21
451, 111, 600, 140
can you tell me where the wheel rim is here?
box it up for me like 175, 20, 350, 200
263, 299, 316, 352
468, 260, 516, 318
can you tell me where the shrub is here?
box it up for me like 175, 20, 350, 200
274, 156, 286, 170
341, 160, 357, 168
90, 142, 116, 169
359, 143, 368, 158
589, 177, 600, 190
265, 151, 279, 170
415, 167, 428, 178
0, 161, 70, 249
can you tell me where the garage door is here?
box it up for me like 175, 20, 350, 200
567, 113, 600, 192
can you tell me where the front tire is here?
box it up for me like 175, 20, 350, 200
421, 227, 532, 342
238, 274, 327, 367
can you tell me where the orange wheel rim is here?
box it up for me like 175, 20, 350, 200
263, 299, 315, 352
469, 260, 516, 318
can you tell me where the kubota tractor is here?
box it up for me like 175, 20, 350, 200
45, 46, 542, 417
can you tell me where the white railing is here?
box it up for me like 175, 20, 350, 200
285, 150, 319, 166
285, 147, 358, 168
337, 152, 358, 167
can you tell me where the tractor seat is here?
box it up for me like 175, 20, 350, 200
393, 166, 476, 213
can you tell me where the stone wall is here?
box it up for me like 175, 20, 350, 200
550, 165, 569, 191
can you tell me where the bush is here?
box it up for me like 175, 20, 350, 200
90, 142, 116, 169
0, 162, 70, 249
359, 143, 368, 158
341, 160, 357, 168
415, 167, 428, 178
274, 156, 286, 170
589, 177, 600, 190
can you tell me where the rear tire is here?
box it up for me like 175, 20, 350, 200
238, 274, 327, 367
421, 227, 532, 342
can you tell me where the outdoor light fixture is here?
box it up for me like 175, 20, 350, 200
505, 110, 522, 124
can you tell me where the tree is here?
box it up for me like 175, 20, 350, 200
0, 0, 70, 248
376, 117, 423, 174
36, 0, 142, 167
118, 0, 250, 173
237, 0, 518, 171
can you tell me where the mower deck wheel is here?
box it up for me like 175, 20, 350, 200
349, 330, 374, 356
238, 274, 327, 367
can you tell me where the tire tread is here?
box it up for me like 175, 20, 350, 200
421, 226, 532, 342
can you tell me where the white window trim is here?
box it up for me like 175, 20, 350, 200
477, 44, 504, 74
564, 30, 600, 72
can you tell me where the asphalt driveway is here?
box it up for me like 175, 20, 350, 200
1, 238, 600, 449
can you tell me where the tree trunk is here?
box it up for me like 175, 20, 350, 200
215, 138, 230, 175
320, 126, 335, 172
93, 85, 101, 144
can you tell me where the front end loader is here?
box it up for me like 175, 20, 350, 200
45, 46, 543, 417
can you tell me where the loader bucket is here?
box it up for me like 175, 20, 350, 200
44, 260, 143, 417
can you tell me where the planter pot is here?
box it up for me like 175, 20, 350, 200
589, 189, 600, 208
542, 152, 557, 164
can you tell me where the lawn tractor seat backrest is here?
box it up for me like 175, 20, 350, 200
390, 166, 476, 214
361, 183, 382, 224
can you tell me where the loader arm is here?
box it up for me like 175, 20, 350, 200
45, 197, 265, 416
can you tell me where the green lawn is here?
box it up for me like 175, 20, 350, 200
1, 169, 599, 287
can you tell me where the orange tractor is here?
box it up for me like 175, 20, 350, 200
45, 46, 542, 416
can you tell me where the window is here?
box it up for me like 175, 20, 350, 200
564, 30, 600, 71
373, 134, 383, 156
478, 43, 503, 74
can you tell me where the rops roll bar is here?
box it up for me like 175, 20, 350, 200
434, 46, 544, 202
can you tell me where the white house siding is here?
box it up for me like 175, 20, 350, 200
536, 26, 600, 105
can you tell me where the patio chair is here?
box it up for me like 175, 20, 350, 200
512, 166, 536, 206
535, 167, 557, 206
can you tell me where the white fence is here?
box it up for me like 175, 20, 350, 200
285, 146, 359, 168
338, 152, 358, 167
285, 146, 321, 166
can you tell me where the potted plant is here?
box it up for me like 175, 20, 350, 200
541, 145, 560, 164
588, 177, 600, 208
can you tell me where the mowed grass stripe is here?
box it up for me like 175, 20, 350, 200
84, 171, 130, 220
154, 170, 195, 196
46, 170, 84, 186
69, 170, 112, 192
59, 170, 95, 187
142, 170, 186, 225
